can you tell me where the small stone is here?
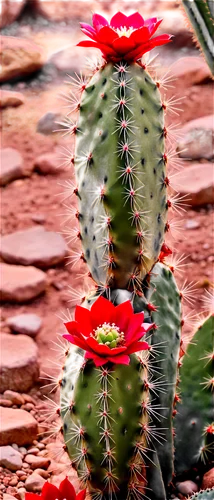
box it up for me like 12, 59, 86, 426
185, 219, 200, 230
177, 115, 214, 161
3, 391, 25, 406
0, 263, 47, 302
0, 408, 38, 446
3, 494, 17, 500
0, 0, 26, 28
176, 163, 214, 207
22, 395, 36, 405
202, 468, 214, 488
0, 334, 39, 392
24, 455, 50, 470
0, 37, 44, 83
177, 481, 198, 495
35, 153, 60, 174
168, 56, 212, 86
18, 448, 27, 456
0, 399, 13, 407
25, 473, 46, 492
6, 314, 42, 338
0, 90, 25, 109
36, 112, 65, 135
0, 446, 22, 471
0, 148, 24, 187
31, 214, 46, 224
27, 448, 39, 455
0, 227, 68, 268
8, 477, 18, 486
33, 469, 49, 479
21, 403, 35, 412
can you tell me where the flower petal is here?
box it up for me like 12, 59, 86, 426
110, 11, 129, 29
97, 26, 118, 45
92, 13, 109, 31
90, 296, 116, 328
63, 333, 88, 351
150, 34, 172, 46
126, 341, 149, 354
75, 306, 92, 337
59, 477, 76, 498
77, 489, 87, 500
76, 40, 102, 48
112, 36, 136, 54
108, 354, 130, 365
130, 26, 150, 44
25, 495, 40, 500
127, 12, 144, 28
113, 300, 134, 332
146, 18, 162, 36
42, 482, 60, 500
125, 313, 145, 344
85, 351, 109, 366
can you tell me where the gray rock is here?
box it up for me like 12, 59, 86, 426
35, 153, 60, 174
0, 445, 23, 471
0, 36, 44, 83
177, 115, 214, 161
175, 163, 214, 207
0, 408, 38, 446
0, 90, 25, 108
167, 56, 212, 86
0, 148, 24, 186
0, 334, 39, 392
177, 480, 198, 495
0, 263, 47, 302
185, 219, 200, 230
37, 112, 65, 135
25, 473, 46, 493
0, 226, 68, 268
6, 313, 42, 337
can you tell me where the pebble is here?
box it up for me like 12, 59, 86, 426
3, 391, 25, 406
1, 0, 25, 28
176, 163, 214, 207
0, 226, 68, 268
0, 408, 38, 446
168, 56, 212, 87
177, 480, 198, 495
0, 334, 39, 393
202, 468, 214, 488
27, 448, 39, 455
6, 314, 42, 338
0, 399, 13, 408
34, 469, 49, 479
0, 90, 25, 109
36, 112, 65, 135
35, 152, 61, 174
185, 220, 200, 230
0, 446, 22, 471
177, 115, 214, 161
0, 36, 44, 83
25, 472, 46, 492
0, 148, 25, 187
24, 455, 50, 470
0, 263, 47, 303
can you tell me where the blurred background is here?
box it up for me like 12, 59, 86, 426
0, 0, 213, 497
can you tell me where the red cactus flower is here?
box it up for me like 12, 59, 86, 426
25, 477, 86, 500
159, 242, 172, 263
63, 296, 154, 367
77, 11, 172, 63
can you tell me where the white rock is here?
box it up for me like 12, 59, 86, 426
0, 445, 23, 471
6, 314, 42, 337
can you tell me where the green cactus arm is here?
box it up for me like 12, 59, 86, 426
189, 488, 214, 500
174, 314, 214, 474
145, 263, 182, 490
182, 0, 214, 74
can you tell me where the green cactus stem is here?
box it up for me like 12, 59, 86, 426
175, 314, 214, 474
73, 61, 168, 292
60, 348, 152, 499
189, 488, 214, 500
182, 0, 214, 74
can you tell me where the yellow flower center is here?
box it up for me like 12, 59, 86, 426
116, 26, 135, 38
94, 323, 124, 348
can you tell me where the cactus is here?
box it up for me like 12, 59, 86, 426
182, 0, 214, 74
189, 489, 214, 500
174, 315, 214, 474
55, 9, 214, 500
